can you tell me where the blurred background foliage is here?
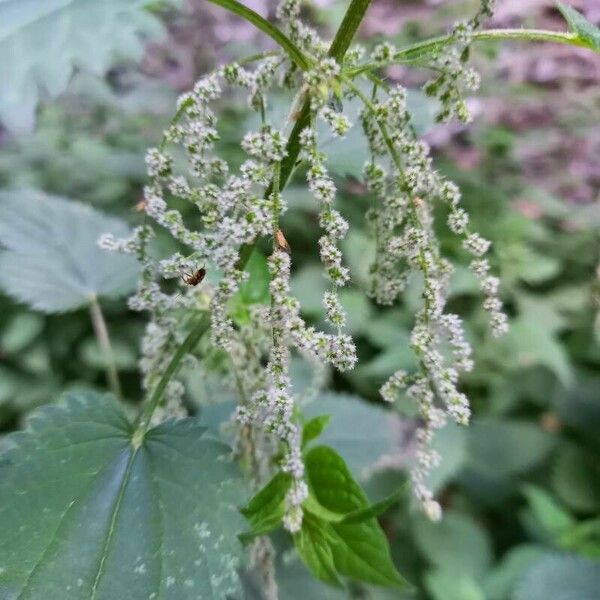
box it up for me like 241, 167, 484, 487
0, 0, 599, 598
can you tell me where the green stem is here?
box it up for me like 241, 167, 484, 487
328, 0, 372, 60
133, 314, 210, 443
137, 0, 377, 423
89, 295, 123, 400
205, 0, 310, 70
236, 0, 374, 271
347, 28, 586, 77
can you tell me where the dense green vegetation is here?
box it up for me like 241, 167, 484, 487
0, 1, 599, 598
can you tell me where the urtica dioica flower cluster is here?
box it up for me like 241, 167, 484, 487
100, 0, 504, 528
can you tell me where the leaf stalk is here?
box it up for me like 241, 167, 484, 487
89, 294, 123, 400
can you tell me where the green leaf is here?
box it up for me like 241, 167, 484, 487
339, 488, 405, 524
413, 511, 493, 579
0, 191, 138, 313
291, 266, 328, 315
302, 415, 331, 448
0, 312, 44, 353
0, 365, 20, 405
301, 445, 410, 589
557, 3, 600, 53
304, 392, 396, 477
483, 545, 549, 600
303, 488, 404, 526
293, 513, 343, 588
466, 419, 556, 479
515, 554, 600, 600
230, 249, 271, 324
425, 569, 485, 600
521, 485, 575, 542
238, 249, 271, 305
241, 472, 292, 534
0, 0, 172, 132
338, 289, 373, 335
0, 391, 244, 599
503, 319, 573, 387
425, 422, 468, 494
251, 535, 347, 600
552, 444, 600, 512
559, 518, 600, 558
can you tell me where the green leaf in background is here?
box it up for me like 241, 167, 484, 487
552, 444, 600, 512
413, 511, 492, 579
466, 419, 556, 479
559, 518, 600, 559
238, 249, 271, 305
230, 249, 271, 324
304, 392, 397, 478
291, 265, 328, 315
0, 191, 138, 313
425, 422, 468, 494
503, 319, 573, 387
299, 445, 410, 590
515, 554, 600, 600
557, 3, 600, 53
0, 312, 44, 353
482, 545, 549, 600
0, 391, 244, 599
0, 0, 171, 132
425, 569, 485, 600
322, 89, 436, 177
520, 485, 575, 543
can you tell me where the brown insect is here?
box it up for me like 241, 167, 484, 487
134, 199, 147, 212
182, 267, 206, 287
274, 229, 291, 253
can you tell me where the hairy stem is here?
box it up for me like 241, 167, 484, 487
205, 0, 310, 70
133, 313, 210, 442
89, 295, 122, 400
347, 28, 589, 77
237, 0, 374, 270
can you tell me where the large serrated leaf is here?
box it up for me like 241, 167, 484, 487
557, 3, 600, 53
0, 190, 138, 313
0, 391, 245, 599
0, 0, 170, 132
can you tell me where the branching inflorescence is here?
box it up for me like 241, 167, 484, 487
100, 0, 507, 530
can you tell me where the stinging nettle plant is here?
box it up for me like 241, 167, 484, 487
1, 1, 599, 598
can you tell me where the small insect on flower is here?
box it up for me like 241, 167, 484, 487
134, 199, 147, 212
182, 267, 207, 286
275, 229, 291, 253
